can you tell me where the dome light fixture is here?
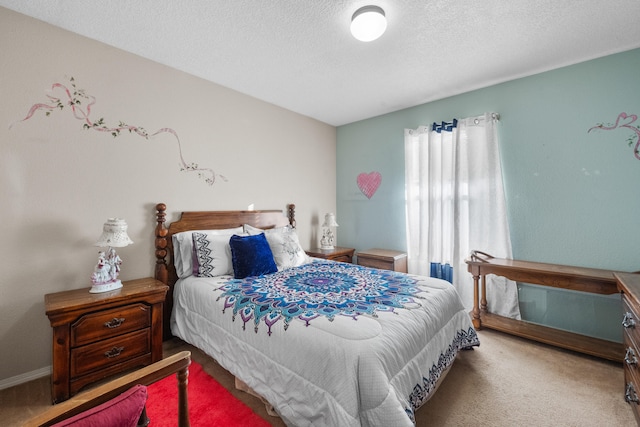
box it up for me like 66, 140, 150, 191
350, 5, 387, 42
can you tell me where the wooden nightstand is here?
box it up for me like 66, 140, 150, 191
45, 277, 168, 403
306, 247, 355, 263
357, 248, 408, 272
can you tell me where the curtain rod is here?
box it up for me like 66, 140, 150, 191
409, 112, 501, 135
473, 112, 500, 125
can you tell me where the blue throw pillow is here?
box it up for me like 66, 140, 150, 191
229, 233, 278, 279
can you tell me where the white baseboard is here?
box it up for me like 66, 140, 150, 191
0, 366, 51, 391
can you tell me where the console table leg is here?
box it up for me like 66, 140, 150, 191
480, 274, 488, 313
472, 274, 481, 329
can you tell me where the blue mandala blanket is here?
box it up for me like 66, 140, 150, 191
216, 260, 425, 335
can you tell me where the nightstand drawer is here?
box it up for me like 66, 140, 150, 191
624, 333, 640, 380
71, 303, 151, 347
625, 370, 640, 422
623, 297, 640, 350
71, 329, 150, 377
358, 257, 394, 270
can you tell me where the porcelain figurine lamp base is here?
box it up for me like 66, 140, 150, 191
89, 279, 123, 294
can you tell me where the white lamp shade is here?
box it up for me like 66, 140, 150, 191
350, 5, 387, 42
95, 218, 133, 248
322, 213, 339, 228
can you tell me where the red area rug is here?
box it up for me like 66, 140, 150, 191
145, 360, 271, 426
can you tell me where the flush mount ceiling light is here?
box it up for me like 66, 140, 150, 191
350, 5, 387, 42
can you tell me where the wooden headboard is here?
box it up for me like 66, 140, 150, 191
154, 203, 296, 339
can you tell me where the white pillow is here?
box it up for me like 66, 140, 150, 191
244, 224, 311, 270
172, 227, 243, 278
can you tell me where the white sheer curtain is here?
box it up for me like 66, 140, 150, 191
404, 112, 520, 319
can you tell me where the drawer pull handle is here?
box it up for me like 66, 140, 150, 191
623, 312, 636, 329
626, 383, 640, 404
104, 346, 124, 359
104, 317, 125, 329
625, 347, 638, 366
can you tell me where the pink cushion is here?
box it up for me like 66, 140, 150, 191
52, 384, 147, 427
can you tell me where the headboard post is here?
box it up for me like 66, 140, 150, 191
288, 204, 296, 228
155, 203, 169, 286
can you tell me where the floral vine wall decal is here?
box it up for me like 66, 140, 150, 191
357, 171, 382, 199
10, 77, 226, 186
588, 112, 640, 161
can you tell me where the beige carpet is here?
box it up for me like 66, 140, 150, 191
3, 329, 636, 426
417, 329, 635, 426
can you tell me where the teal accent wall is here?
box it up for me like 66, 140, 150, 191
337, 48, 640, 342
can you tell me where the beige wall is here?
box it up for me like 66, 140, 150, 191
0, 7, 336, 384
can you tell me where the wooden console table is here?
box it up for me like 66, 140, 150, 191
466, 251, 624, 362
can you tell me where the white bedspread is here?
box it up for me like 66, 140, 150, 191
171, 262, 479, 426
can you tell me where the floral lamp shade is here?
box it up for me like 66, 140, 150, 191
95, 218, 134, 248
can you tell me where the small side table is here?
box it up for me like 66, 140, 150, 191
357, 248, 408, 272
45, 277, 168, 403
306, 247, 355, 263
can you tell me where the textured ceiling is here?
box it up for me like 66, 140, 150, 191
2, 0, 640, 126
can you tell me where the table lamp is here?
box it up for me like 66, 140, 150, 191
90, 218, 133, 293
320, 213, 339, 250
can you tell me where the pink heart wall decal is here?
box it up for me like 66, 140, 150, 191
357, 172, 382, 199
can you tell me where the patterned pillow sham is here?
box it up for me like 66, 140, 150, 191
192, 232, 236, 277
172, 227, 243, 278
244, 224, 311, 270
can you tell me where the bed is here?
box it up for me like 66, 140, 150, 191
153, 203, 479, 427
